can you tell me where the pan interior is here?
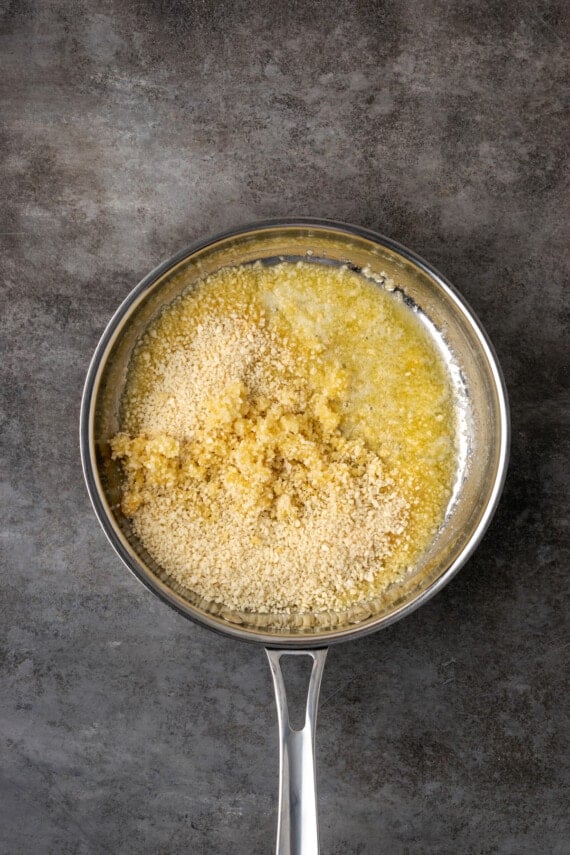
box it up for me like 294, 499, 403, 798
87, 223, 507, 645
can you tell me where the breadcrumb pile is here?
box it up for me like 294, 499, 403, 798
111, 261, 456, 619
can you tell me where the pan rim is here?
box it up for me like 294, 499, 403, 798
79, 218, 510, 648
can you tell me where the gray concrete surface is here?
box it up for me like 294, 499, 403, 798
1, 1, 569, 853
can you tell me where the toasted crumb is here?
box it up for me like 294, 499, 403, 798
111, 261, 456, 618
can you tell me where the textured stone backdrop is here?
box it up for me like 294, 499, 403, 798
1, 1, 568, 853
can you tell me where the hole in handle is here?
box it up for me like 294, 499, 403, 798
279, 654, 315, 731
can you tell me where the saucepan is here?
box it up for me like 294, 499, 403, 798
80, 219, 509, 854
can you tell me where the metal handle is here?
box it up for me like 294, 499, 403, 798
266, 648, 328, 855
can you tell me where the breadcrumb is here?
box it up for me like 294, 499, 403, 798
111, 261, 456, 619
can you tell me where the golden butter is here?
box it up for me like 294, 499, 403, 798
111, 261, 456, 616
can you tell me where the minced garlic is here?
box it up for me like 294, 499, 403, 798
111, 261, 456, 617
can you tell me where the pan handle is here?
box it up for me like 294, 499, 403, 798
266, 648, 328, 855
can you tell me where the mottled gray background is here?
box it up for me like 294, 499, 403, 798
1, 0, 568, 853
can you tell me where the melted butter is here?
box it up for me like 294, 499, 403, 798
259, 262, 457, 567
120, 260, 457, 611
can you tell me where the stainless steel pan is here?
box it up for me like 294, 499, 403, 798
80, 219, 509, 854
